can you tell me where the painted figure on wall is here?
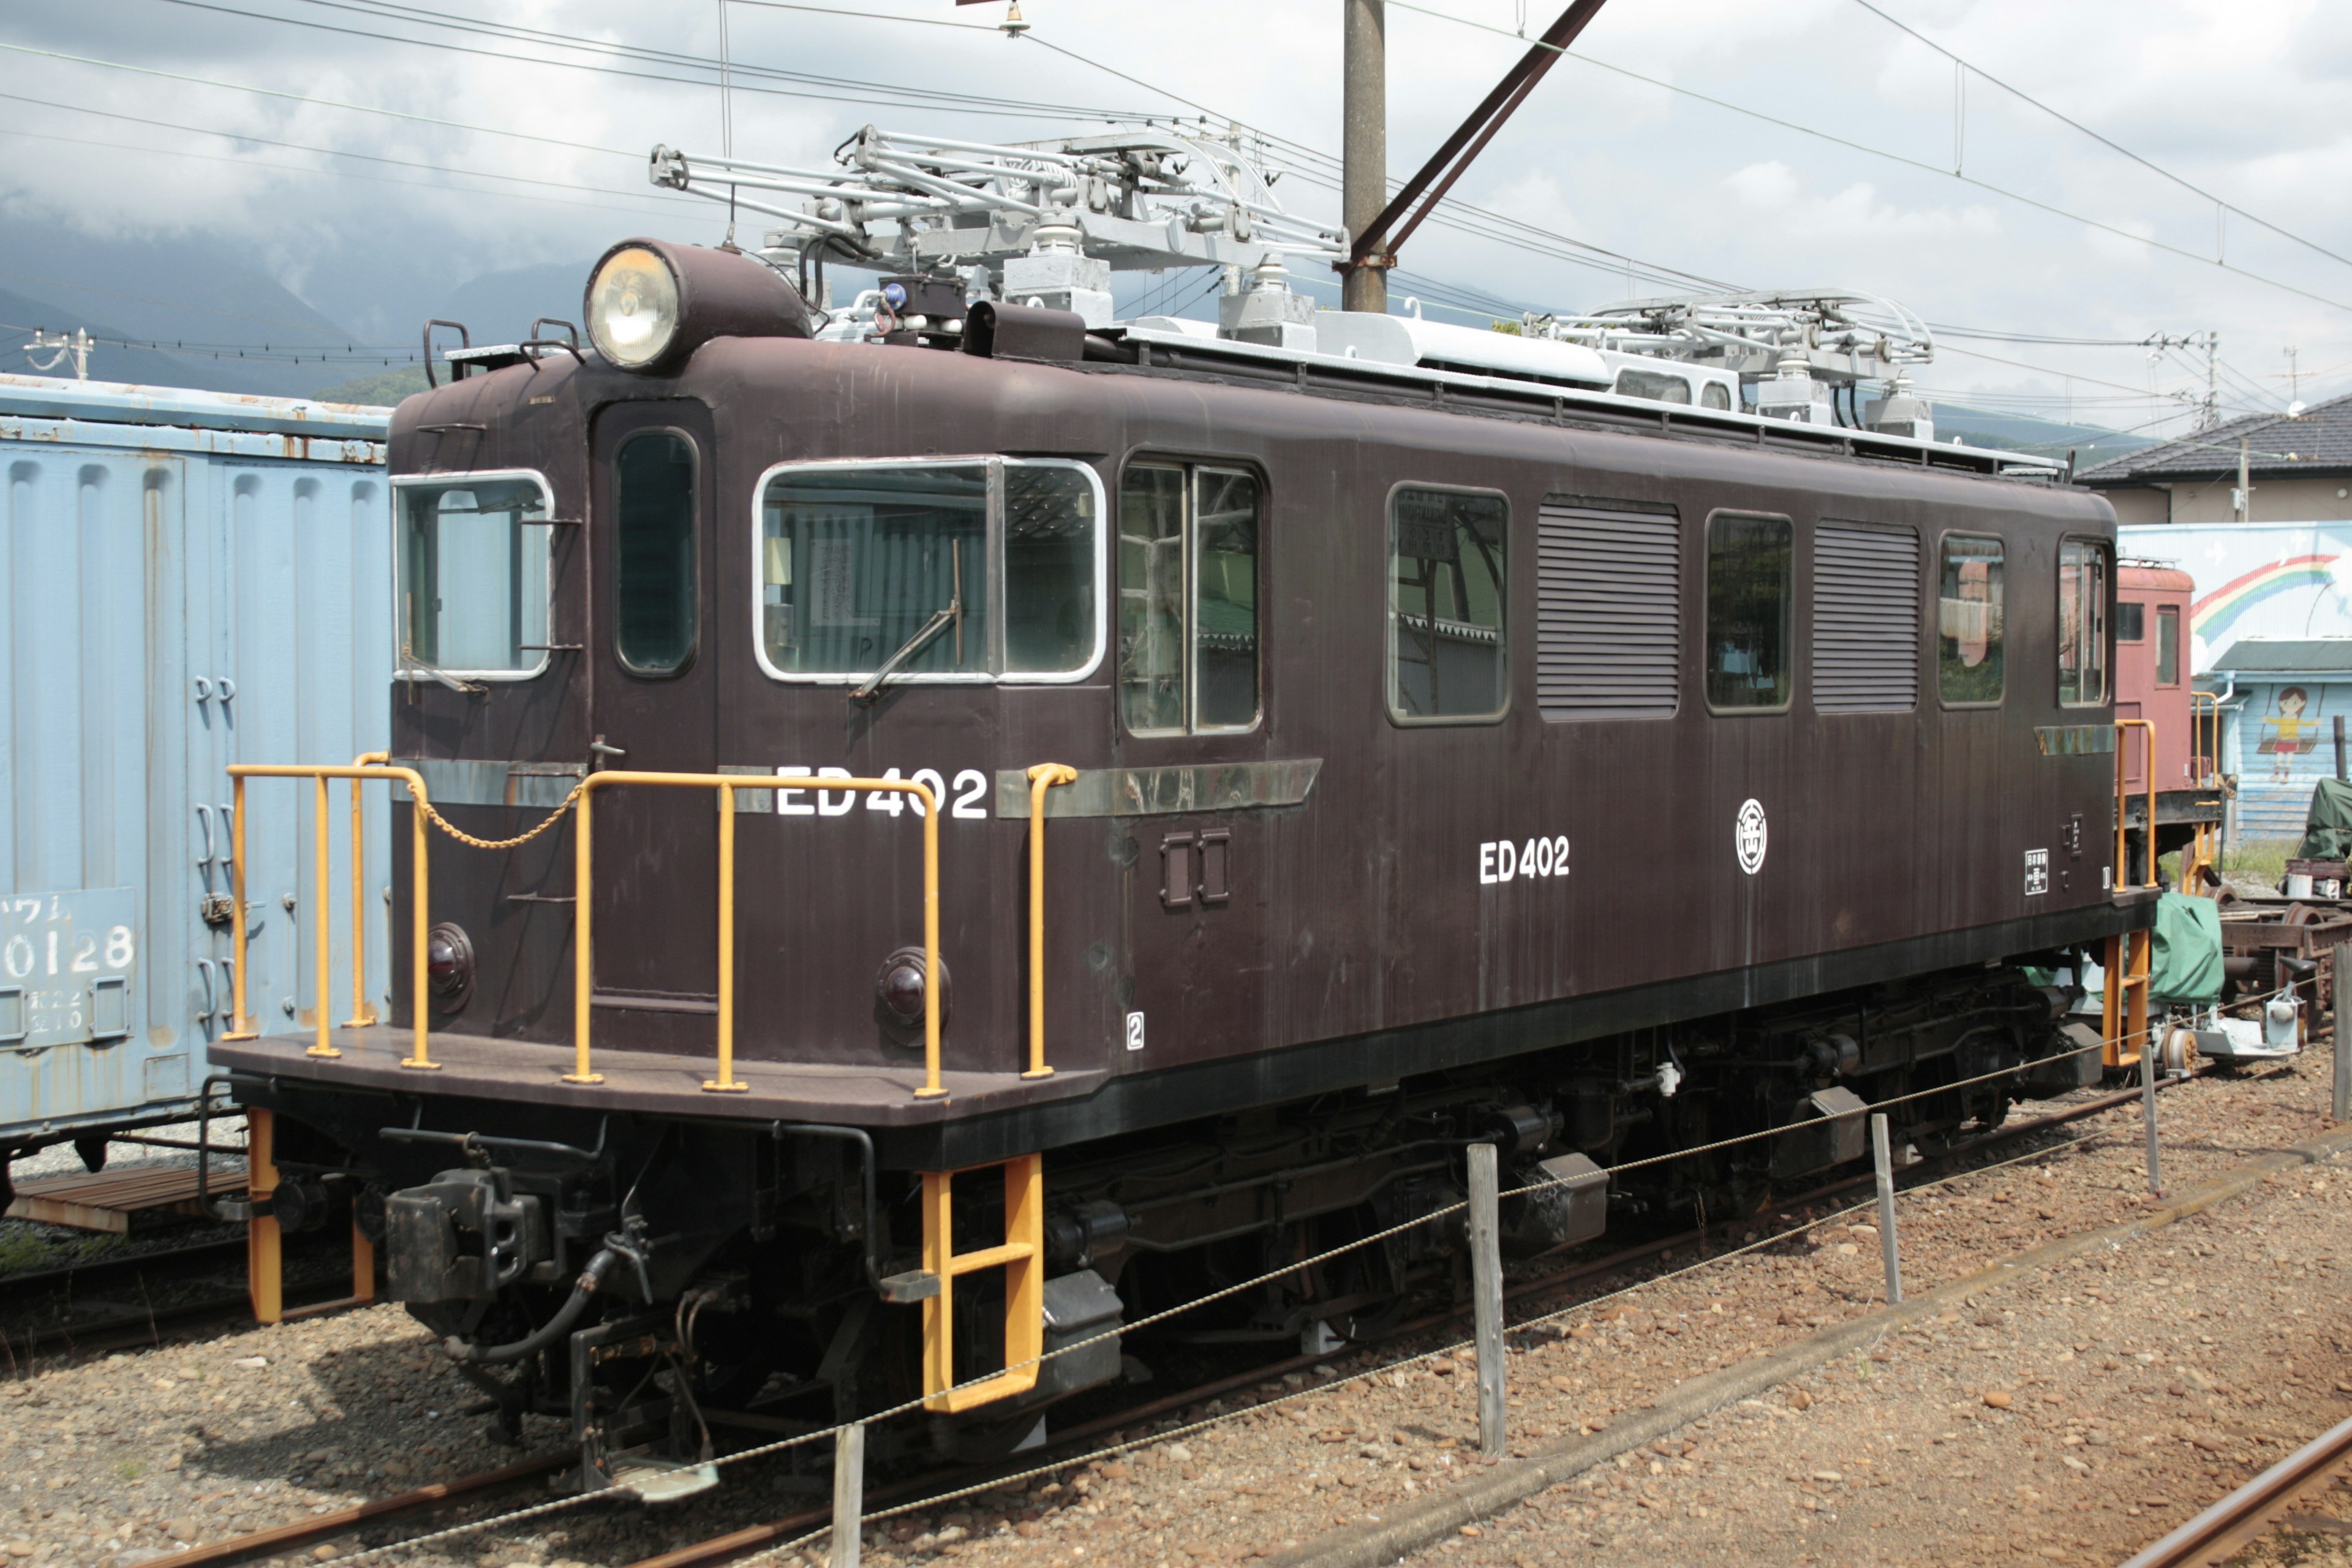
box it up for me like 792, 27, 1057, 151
2259, 685, 2321, 783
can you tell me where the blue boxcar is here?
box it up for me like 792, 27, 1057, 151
0, 374, 391, 1172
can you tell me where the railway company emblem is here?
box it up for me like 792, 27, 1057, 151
1735, 798, 1768, 875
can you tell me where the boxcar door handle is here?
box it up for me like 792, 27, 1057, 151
216, 677, 237, 703
192, 676, 213, 703
197, 960, 219, 1023
195, 804, 216, 868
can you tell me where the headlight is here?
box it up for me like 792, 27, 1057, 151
875, 946, 946, 1030
586, 244, 680, 369
426, 921, 475, 1011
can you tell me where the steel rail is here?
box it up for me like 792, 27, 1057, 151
2120, 1411, 2352, 1567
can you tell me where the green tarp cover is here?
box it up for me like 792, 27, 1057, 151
2149, 892, 2224, 1005
2296, 778, 2352, 861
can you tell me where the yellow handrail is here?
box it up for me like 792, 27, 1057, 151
2189, 691, 2220, 788
1022, 764, 1078, 1081
570, 772, 943, 1098
347, 752, 388, 1027
2114, 718, 2158, 891
225, 763, 435, 1070
920, 1153, 1044, 1412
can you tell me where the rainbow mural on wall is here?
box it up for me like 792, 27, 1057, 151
2121, 523, 2352, 671
2190, 552, 2340, 648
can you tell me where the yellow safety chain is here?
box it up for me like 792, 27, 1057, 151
410, 780, 589, 852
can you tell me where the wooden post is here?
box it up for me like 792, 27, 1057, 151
2334, 943, 2351, 1124
2335, 714, 2346, 783
2141, 1039, 2165, 1197
247, 1107, 282, 1325
1871, 1114, 1902, 1305
829, 1422, 865, 1568
1468, 1143, 1506, 1459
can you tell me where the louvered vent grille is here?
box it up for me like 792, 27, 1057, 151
1814, 524, 1919, 712
1537, 503, 1680, 720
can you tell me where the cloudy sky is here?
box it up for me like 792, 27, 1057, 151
3, 0, 2346, 433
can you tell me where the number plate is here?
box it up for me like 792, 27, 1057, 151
0, 889, 137, 1048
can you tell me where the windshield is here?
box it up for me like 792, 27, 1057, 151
757, 459, 1100, 681
394, 473, 551, 677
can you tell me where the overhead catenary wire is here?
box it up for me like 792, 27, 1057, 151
0, 91, 695, 214
0, 37, 639, 157
15, 6, 2254, 431
0, 318, 420, 366
1379, 0, 2352, 318
999, 28, 2260, 424
141, 0, 1148, 125
1846, 0, 2352, 277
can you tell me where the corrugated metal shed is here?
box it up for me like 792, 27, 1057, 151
0, 374, 391, 1152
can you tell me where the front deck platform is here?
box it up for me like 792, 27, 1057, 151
207, 1026, 1109, 1126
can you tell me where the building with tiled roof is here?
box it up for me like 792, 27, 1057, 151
2077, 390, 2352, 526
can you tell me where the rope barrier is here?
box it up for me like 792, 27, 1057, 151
331, 1065, 2193, 1563
732, 1118, 2143, 1568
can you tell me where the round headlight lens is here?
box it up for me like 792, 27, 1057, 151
587, 245, 680, 369
878, 952, 927, 1025
426, 921, 475, 1009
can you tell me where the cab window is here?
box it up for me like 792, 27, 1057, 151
1119, 462, 1261, 733
2157, 606, 2180, 687
614, 431, 698, 675
755, 458, 1101, 682
2057, 537, 2110, 706
393, 471, 551, 680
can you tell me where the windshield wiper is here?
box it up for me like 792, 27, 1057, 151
850, 599, 959, 704
850, 542, 964, 704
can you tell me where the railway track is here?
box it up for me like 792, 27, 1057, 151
2122, 1412, 2352, 1567
116, 1070, 2193, 1568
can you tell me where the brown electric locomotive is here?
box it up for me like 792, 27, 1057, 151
207, 238, 2149, 1486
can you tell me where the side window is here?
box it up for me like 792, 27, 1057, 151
1937, 534, 2005, 706
394, 473, 551, 680
2058, 537, 2111, 706
2116, 601, 2146, 642
1700, 381, 1733, 411
2157, 606, 2180, 687
1117, 462, 1260, 734
1389, 486, 1507, 722
614, 431, 698, 674
1705, 511, 1793, 710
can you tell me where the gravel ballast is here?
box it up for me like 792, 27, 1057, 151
2, 1052, 2348, 1568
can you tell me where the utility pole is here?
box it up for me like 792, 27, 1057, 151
1345, 1, 1610, 291
1341, 0, 1387, 314
23, 328, 91, 381
2235, 439, 2252, 523
2205, 332, 2220, 431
